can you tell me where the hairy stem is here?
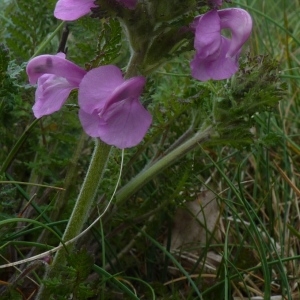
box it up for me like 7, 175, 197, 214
115, 126, 212, 205
36, 139, 111, 299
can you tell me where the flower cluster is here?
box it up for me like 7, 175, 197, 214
26, 0, 252, 148
26, 53, 151, 149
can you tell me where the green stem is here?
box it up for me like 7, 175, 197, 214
115, 126, 212, 205
30, 21, 65, 59
125, 48, 147, 78
36, 139, 111, 299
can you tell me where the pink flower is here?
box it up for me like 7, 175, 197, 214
26, 53, 86, 118
26, 54, 151, 148
190, 8, 252, 81
78, 66, 152, 149
54, 0, 97, 21
54, 0, 138, 21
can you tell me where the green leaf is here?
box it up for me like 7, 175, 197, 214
4, 0, 56, 59
67, 249, 95, 281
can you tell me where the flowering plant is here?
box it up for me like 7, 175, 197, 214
23, 3, 255, 297
3, 0, 289, 299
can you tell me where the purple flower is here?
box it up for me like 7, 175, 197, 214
190, 8, 252, 81
26, 55, 151, 149
54, 0, 138, 21
26, 53, 86, 118
54, 0, 98, 21
78, 66, 152, 149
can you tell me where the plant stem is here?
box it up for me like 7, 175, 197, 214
36, 139, 111, 299
115, 126, 212, 205
30, 21, 65, 59
125, 48, 147, 78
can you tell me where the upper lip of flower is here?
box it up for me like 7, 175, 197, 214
218, 8, 252, 58
100, 77, 146, 115
190, 8, 252, 81
54, 0, 138, 21
26, 53, 87, 86
54, 0, 97, 21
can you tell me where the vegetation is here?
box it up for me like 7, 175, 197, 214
0, 0, 300, 299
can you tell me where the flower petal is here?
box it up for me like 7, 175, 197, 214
102, 76, 146, 114
26, 53, 86, 86
99, 98, 152, 148
78, 109, 104, 137
218, 8, 252, 58
54, 0, 97, 21
79, 98, 152, 148
191, 37, 238, 80
193, 10, 221, 58
78, 65, 125, 113
33, 74, 75, 118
